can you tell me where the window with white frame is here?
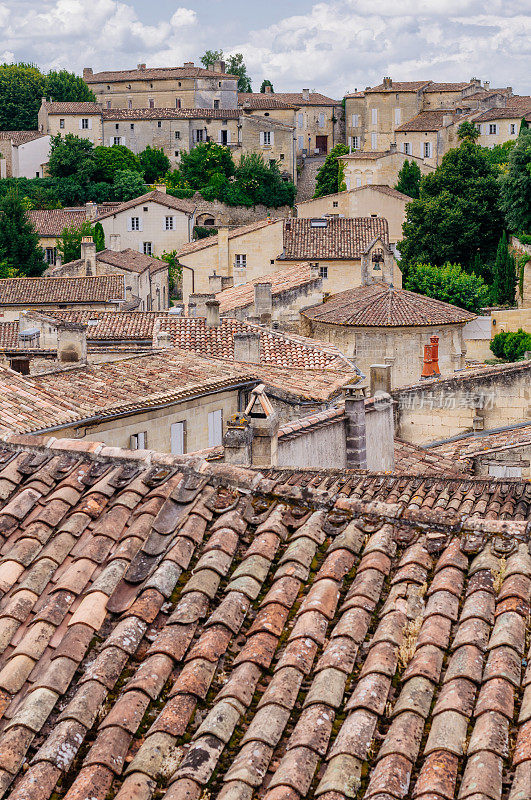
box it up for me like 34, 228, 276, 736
424, 141, 432, 158
371, 108, 377, 125
510, 123, 517, 135
45, 247, 56, 264
170, 422, 185, 455
318, 112, 325, 128
403, 142, 412, 155
130, 216, 141, 231
261, 131, 272, 146
489, 123, 497, 134
235, 254, 247, 269
371, 132, 377, 149
113, 136, 121, 145
356, 177, 362, 187
165, 216, 175, 231
208, 410, 223, 447
130, 432, 147, 449
81, 118, 89, 129
143, 242, 153, 256
351, 135, 360, 150
351, 114, 359, 127
149, 99, 155, 108
394, 108, 401, 125
175, 98, 181, 108
106, 101, 111, 109
193, 129, 205, 143
319, 265, 328, 279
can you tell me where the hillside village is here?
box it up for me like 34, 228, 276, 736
0, 45, 529, 800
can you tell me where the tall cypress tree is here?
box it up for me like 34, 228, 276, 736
0, 192, 45, 276
492, 231, 516, 306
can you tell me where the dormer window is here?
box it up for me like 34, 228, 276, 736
310, 218, 327, 228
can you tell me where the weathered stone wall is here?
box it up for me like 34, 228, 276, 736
192, 195, 291, 229
278, 419, 346, 468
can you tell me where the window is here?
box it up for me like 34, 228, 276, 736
333, 201, 339, 208
476, 124, 482, 134
157, 121, 162, 128
113, 136, 121, 145
371, 132, 377, 149
261, 131, 272, 146
175, 131, 180, 139
318, 112, 325, 128
174, 150, 179, 157
214, 99, 220, 109
45, 247, 56, 264
193, 129, 205, 143
394, 108, 401, 125
351, 113, 359, 127
208, 410, 223, 447
143, 242, 153, 255
350, 135, 360, 150
235, 254, 247, 269
279, 153, 284, 160
81, 118, 89, 129
130, 432, 147, 449
319, 265, 328, 279
59, 119, 65, 129
115, 123, 119, 130
149, 99, 155, 109
423, 141, 432, 158
403, 142, 412, 155
371, 108, 377, 125
128, 99, 132, 109
298, 113, 304, 129
130, 124, 134, 131
107, 101, 111, 109
130, 217, 141, 231
510, 123, 517, 135
170, 422, 185, 455
143, 206, 149, 211
489, 123, 497, 135
165, 216, 175, 230
355, 177, 362, 187
175, 98, 181, 109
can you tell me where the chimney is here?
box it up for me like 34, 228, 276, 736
81, 237, 97, 275
383, 77, 392, 89
206, 299, 221, 328
209, 271, 223, 293
57, 322, 87, 364
109, 233, 121, 252
189, 293, 215, 318
302, 89, 310, 102
83, 68, 93, 80
369, 364, 392, 396
137, 63, 146, 71
183, 62, 194, 68
223, 414, 253, 465
217, 226, 230, 275
188, 301, 197, 317
365, 392, 395, 471
421, 335, 441, 380
55, 252, 62, 268
154, 184, 167, 193
233, 331, 260, 363
254, 282, 272, 323
344, 383, 367, 469
442, 113, 453, 127
483, 81, 490, 90
389, 142, 397, 153
156, 330, 172, 348
213, 60, 226, 74
310, 263, 320, 279
265, 85, 272, 94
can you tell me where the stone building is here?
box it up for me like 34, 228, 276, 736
338, 146, 433, 190
83, 61, 239, 110
38, 100, 104, 143
300, 282, 475, 387
295, 184, 410, 248
0, 131, 50, 178
27, 203, 120, 266
95, 189, 196, 257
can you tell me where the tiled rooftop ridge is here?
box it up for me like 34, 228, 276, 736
0, 435, 528, 800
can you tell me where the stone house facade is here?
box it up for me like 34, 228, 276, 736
38, 101, 104, 143
338, 146, 434, 190
83, 61, 239, 110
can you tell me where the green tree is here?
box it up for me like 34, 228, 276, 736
93, 222, 105, 251
492, 232, 517, 305
313, 143, 350, 198
113, 170, 146, 201
499, 128, 531, 234
47, 133, 95, 180
226, 54, 252, 92
138, 146, 171, 184
399, 138, 504, 269
179, 141, 235, 187
200, 50, 225, 69
0, 191, 44, 276
0, 63, 46, 130
458, 120, 480, 141
233, 153, 296, 207
395, 159, 421, 198
491, 328, 531, 361
260, 80, 274, 93
404, 262, 490, 314
93, 145, 142, 183
45, 69, 96, 102
160, 250, 182, 290
481, 140, 516, 172
56, 221, 100, 264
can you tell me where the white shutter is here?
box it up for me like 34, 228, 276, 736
170, 422, 185, 455
208, 410, 222, 447
88, 118, 93, 130
121, 137, 125, 145
259, 131, 264, 146
226, 129, 231, 144
127, 218, 132, 232
138, 217, 143, 232
348, 137, 352, 147
217, 130, 222, 143
138, 242, 143, 252
79, 119, 83, 129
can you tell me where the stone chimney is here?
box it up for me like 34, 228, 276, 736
85, 201, 97, 221
188, 301, 197, 317
137, 63, 147, 71
369, 364, 392, 396
254, 282, 272, 323
265, 85, 272, 94
155, 330, 172, 348
344, 383, 367, 469
310, 263, 320, 279
183, 62, 194, 68
442, 113, 453, 127
206, 299, 221, 328
57, 322, 87, 364
208, 272, 224, 293
224, 414, 253, 465
483, 80, 490, 90
189, 293, 215, 318
223, 386, 279, 467
233, 331, 260, 363
154, 184, 167, 193
365, 392, 395, 471
83, 68, 93, 80
302, 88, 310, 102
81, 237, 97, 275
217, 226, 230, 275
388, 142, 397, 153
383, 77, 393, 89
421, 335, 441, 380
213, 60, 226, 74
109, 233, 121, 252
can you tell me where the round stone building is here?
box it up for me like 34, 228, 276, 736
300, 283, 476, 387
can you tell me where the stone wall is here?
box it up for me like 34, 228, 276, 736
393, 362, 531, 445
192, 195, 291, 229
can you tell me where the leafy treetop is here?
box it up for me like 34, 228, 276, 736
457, 120, 480, 141
499, 128, 531, 234
0, 191, 45, 276
395, 159, 421, 198
313, 143, 349, 198
199, 50, 251, 92
404, 261, 490, 314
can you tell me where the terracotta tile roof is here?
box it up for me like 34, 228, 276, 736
475, 105, 531, 121
394, 438, 471, 474
0, 275, 125, 306
423, 81, 472, 92
27, 208, 89, 238
43, 310, 163, 341
0, 321, 18, 349
41, 101, 102, 114
344, 91, 365, 99
96, 190, 195, 221
395, 110, 452, 132
85, 65, 239, 82
237, 93, 299, 109
242, 365, 357, 402
0, 369, 80, 434
0, 436, 528, 800
177, 219, 281, 257
0, 131, 47, 146
281, 217, 389, 261
429, 422, 531, 462
102, 107, 241, 121
366, 80, 431, 93
506, 94, 531, 109
272, 91, 339, 105
302, 283, 475, 327
216, 264, 319, 313
62, 248, 167, 276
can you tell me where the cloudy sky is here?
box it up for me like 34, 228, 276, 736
2, 0, 530, 96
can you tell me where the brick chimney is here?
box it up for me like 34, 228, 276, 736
206, 299, 221, 328
344, 383, 367, 469
81, 237, 97, 275
233, 331, 260, 363
421, 335, 441, 379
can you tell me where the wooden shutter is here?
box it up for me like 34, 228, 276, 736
259, 131, 264, 146
170, 422, 185, 455
208, 410, 222, 447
